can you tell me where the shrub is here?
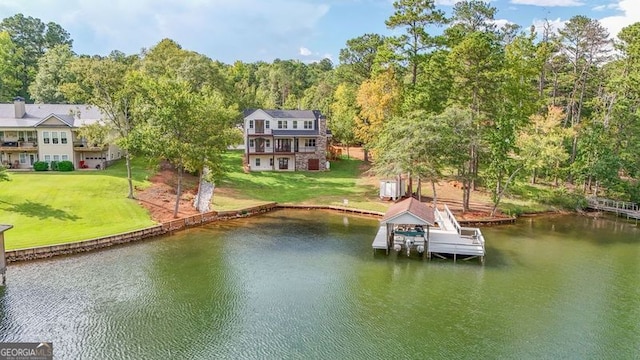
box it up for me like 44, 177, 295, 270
50, 161, 58, 171
33, 161, 48, 171
57, 160, 74, 172
543, 188, 588, 210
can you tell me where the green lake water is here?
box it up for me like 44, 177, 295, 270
1, 210, 639, 359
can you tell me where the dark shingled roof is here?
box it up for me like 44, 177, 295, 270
381, 197, 435, 226
244, 109, 322, 120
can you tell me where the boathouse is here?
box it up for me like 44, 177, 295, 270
372, 197, 486, 263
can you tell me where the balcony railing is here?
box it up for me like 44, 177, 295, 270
297, 146, 317, 153
250, 146, 273, 153
274, 146, 292, 153
73, 141, 107, 151
0, 141, 38, 150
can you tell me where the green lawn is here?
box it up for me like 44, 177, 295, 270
214, 151, 387, 212
0, 158, 157, 250
1, 150, 557, 250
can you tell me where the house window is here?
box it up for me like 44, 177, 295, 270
293, 121, 298, 129
61, 155, 68, 161
19, 153, 26, 164
305, 139, 316, 148
270, 158, 274, 166
277, 120, 287, 129
304, 121, 313, 129
278, 158, 288, 170
43, 132, 50, 144
266, 121, 270, 129
61, 132, 67, 144
255, 158, 261, 167
53, 155, 60, 162
249, 139, 254, 147
265, 139, 271, 147
249, 120, 254, 129
44, 155, 51, 163
52, 131, 59, 144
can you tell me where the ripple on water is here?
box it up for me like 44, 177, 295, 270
0, 211, 639, 359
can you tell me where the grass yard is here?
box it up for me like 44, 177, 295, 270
214, 151, 388, 212
0, 150, 559, 250
0, 158, 158, 250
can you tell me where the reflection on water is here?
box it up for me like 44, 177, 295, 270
0, 210, 639, 359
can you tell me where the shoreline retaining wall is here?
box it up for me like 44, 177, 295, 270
5, 202, 278, 263
4, 202, 515, 263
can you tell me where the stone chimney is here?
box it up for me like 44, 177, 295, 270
13, 97, 25, 118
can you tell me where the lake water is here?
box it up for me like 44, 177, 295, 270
1, 210, 639, 359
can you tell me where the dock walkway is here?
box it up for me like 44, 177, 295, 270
587, 197, 640, 220
372, 224, 389, 252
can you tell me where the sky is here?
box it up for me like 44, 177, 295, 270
0, 0, 638, 64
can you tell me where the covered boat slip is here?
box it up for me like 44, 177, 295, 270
372, 198, 485, 263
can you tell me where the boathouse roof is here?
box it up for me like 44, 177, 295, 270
380, 197, 435, 226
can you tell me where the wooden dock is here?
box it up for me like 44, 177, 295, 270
587, 197, 640, 220
372, 224, 389, 254
371, 199, 485, 263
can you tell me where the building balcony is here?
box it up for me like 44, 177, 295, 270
248, 146, 274, 154
0, 141, 38, 152
274, 146, 292, 153
73, 142, 107, 152
297, 146, 317, 153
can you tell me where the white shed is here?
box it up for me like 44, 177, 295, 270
379, 179, 406, 200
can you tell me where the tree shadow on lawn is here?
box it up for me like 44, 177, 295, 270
3, 200, 81, 221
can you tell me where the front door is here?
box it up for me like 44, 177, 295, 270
29, 154, 36, 166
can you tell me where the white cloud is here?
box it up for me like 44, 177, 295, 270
299, 47, 312, 56
593, 3, 618, 11
599, 0, 640, 39
435, 0, 494, 5
0, 0, 331, 62
532, 17, 566, 34
510, 0, 584, 6
492, 19, 514, 29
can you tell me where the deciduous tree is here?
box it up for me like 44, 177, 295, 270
137, 77, 239, 217
29, 44, 75, 103
0, 31, 21, 102
355, 68, 401, 161
0, 14, 72, 100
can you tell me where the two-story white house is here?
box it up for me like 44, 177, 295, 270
0, 97, 121, 170
243, 109, 330, 171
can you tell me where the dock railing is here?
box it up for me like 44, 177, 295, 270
587, 197, 638, 212
444, 204, 462, 235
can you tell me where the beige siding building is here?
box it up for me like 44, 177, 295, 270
0, 97, 121, 170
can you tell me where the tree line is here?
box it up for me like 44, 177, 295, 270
2, 1, 640, 213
